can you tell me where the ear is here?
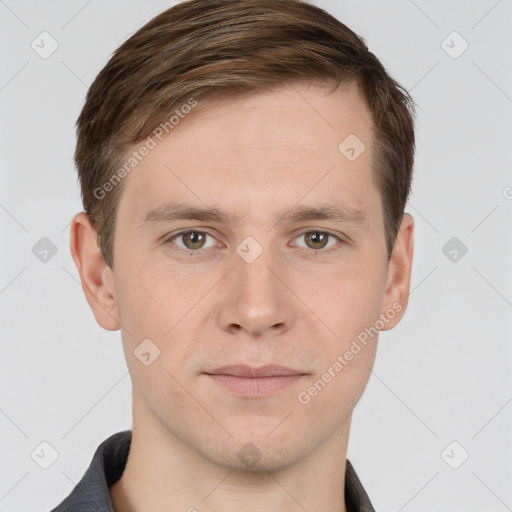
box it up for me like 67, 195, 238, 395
380, 213, 414, 330
69, 212, 120, 331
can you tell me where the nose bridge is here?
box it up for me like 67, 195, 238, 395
221, 235, 293, 336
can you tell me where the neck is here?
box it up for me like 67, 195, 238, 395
110, 396, 350, 512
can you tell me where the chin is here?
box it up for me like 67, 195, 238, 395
202, 430, 312, 474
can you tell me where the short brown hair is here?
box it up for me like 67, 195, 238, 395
75, 0, 416, 269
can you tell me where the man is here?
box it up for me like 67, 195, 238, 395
51, 0, 415, 510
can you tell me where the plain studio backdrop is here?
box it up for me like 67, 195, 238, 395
1, 0, 511, 510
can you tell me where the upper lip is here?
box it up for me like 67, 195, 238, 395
206, 364, 305, 378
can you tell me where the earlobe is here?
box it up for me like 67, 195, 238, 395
380, 213, 414, 331
69, 212, 120, 331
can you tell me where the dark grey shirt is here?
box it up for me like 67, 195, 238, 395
49, 430, 375, 512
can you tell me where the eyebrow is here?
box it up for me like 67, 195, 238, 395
138, 200, 368, 228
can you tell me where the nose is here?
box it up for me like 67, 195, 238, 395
217, 245, 295, 338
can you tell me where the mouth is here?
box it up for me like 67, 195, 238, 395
204, 364, 307, 397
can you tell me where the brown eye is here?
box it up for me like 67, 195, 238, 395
182, 231, 207, 249
168, 230, 215, 251
294, 231, 341, 252
304, 231, 329, 249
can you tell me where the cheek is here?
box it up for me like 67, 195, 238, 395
299, 346, 376, 426
296, 275, 380, 420
310, 261, 387, 337
130, 354, 196, 429
300, 259, 384, 403
115, 261, 207, 371
115, 259, 183, 330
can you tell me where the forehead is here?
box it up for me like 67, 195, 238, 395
117, 81, 377, 221
169, 82, 372, 153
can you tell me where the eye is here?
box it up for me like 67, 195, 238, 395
293, 230, 342, 253
164, 229, 343, 255
165, 230, 217, 251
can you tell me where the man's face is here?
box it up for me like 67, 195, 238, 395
108, 82, 402, 471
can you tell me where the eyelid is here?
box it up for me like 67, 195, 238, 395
165, 229, 219, 250
164, 228, 346, 254
289, 229, 344, 253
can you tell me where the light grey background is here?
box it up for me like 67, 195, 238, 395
1, 0, 511, 510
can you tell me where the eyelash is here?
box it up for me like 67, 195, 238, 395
164, 229, 344, 256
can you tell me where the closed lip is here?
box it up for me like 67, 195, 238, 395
205, 364, 306, 378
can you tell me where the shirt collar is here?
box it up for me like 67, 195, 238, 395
50, 430, 375, 512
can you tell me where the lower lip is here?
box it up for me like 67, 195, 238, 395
206, 374, 304, 397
